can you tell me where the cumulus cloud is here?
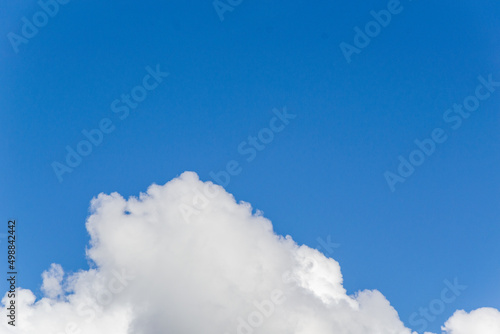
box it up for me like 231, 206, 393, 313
441, 308, 500, 334
40, 264, 65, 299
1, 172, 498, 333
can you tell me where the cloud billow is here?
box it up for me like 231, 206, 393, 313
2, 172, 498, 334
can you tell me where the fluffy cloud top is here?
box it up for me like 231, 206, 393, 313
1, 172, 498, 333
441, 308, 500, 334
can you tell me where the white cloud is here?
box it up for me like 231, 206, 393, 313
40, 264, 64, 299
1, 171, 498, 333
441, 308, 500, 334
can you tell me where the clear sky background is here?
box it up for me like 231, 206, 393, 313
1, 0, 499, 332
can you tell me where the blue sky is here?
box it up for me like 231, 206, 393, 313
1, 0, 500, 332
